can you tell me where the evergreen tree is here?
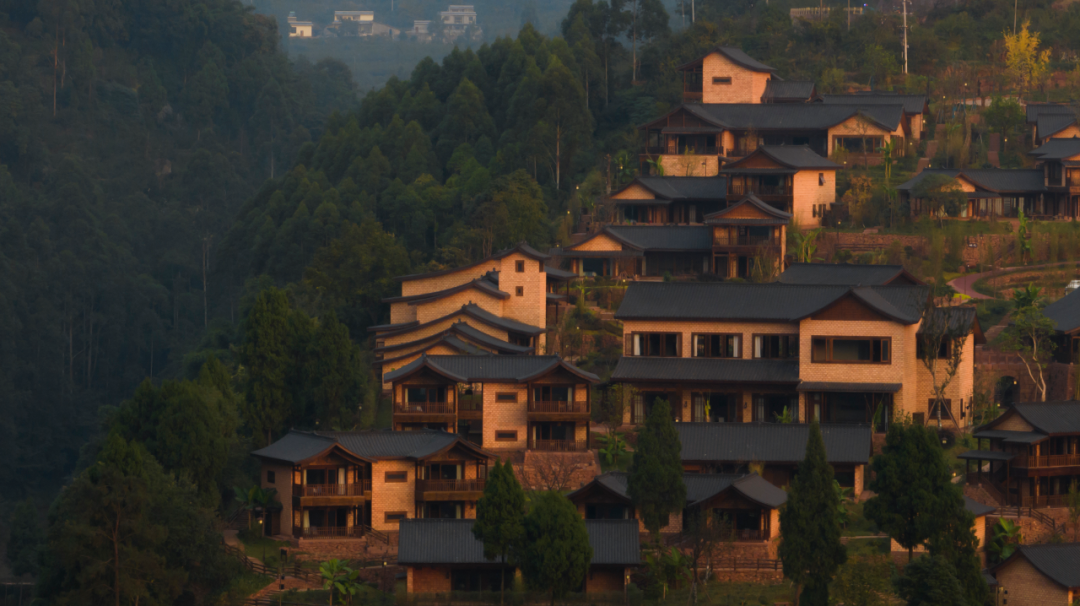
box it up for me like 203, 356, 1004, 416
6, 497, 43, 577
472, 460, 526, 606
520, 491, 592, 606
865, 423, 944, 561
308, 311, 366, 428
894, 555, 965, 606
434, 78, 496, 164
778, 421, 846, 606
241, 288, 293, 446
627, 399, 685, 540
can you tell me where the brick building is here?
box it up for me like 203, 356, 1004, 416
606, 176, 727, 225
373, 243, 575, 387
383, 354, 600, 452
897, 168, 1057, 220
963, 402, 1080, 509
1027, 103, 1080, 145
719, 146, 840, 227
610, 264, 981, 430
987, 543, 1080, 605
399, 518, 640, 594
567, 471, 786, 556
251, 429, 495, 540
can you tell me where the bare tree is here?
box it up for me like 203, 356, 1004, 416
917, 301, 977, 427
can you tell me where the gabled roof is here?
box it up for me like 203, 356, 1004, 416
917, 306, 985, 345
669, 103, 903, 133
252, 429, 492, 463
1029, 137, 1080, 160
721, 146, 841, 171
964, 496, 997, 517
567, 472, 787, 509
762, 80, 815, 102
395, 242, 549, 282
382, 277, 507, 304
374, 322, 533, 359
544, 265, 578, 280
676, 46, 776, 72
678, 422, 872, 465
397, 519, 640, 566
896, 169, 1046, 194
383, 354, 600, 384
373, 304, 544, 337
614, 176, 728, 201
779, 263, 923, 286
1026, 102, 1073, 124
615, 282, 928, 324
703, 193, 791, 225
984, 401, 1080, 435
612, 358, 798, 384
990, 543, 1080, 589
1037, 114, 1077, 139
819, 93, 929, 115
1042, 288, 1080, 333
555, 226, 715, 255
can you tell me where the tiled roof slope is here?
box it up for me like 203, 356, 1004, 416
685, 103, 903, 131
605, 226, 715, 251
633, 176, 728, 200
896, 169, 1046, 193
1029, 138, 1080, 160
585, 520, 642, 565
252, 429, 479, 462
677, 422, 872, 464
779, 263, 914, 286
1026, 102, 1073, 123
1043, 289, 1080, 332
762, 80, 815, 101
569, 472, 787, 509
819, 93, 928, 114
1006, 544, 1080, 588
383, 354, 600, 383
1009, 402, 1080, 434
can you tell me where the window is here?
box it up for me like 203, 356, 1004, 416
384, 512, 407, 523
534, 386, 572, 402
515, 260, 525, 272
819, 172, 825, 186
811, 337, 890, 363
630, 333, 680, 357
753, 335, 798, 359
266, 470, 276, 483
692, 334, 741, 358
712, 76, 732, 84
385, 471, 408, 483
406, 386, 447, 403
928, 399, 952, 420
833, 136, 884, 154
495, 430, 518, 441
495, 392, 517, 403
515, 286, 524, 296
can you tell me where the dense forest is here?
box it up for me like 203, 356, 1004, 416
6, 0, 1080, 598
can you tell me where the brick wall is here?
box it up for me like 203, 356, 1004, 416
586, 568, 626, 593
391, 301, 418, 324
792, 169, 837, 228
413, 289, 503, 324
701, 53, 769, 104
498, 253, 547, 335
407, 566, 452, 593
659, 154, 719, 177
483, 384, 528, 450
826, 116, 897, 157
612, 184, 656, 200
371, 460, 417, 532
261, 463, 294, 536
913, 332, 976, 428
994, 554, 1071, 606
400, 264, 502, 297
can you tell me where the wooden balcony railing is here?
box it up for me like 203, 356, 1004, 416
297, 482, 366, 497
683, 91, 703, 102
394, 402, 455, 414
730, 184, 787, 197
1015, 454, 1080, 468
458, 396, 483, 413
713, 235, 780, 247
528, 438, 588, 452
717, 527, 766, 542
528, 401, 589, 414
416, 479, 486, 493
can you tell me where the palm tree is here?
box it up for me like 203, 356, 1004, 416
320, 559, 361, 606
234, 485, 279, 534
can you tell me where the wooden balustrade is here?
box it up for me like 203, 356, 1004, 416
297, 482, 365, 497
416, 479, 485, 493
299, 525, 364, 538
528, 401, 588, 414
528, 438, 587, 452
1015, 453, 1080, 468
394, 402, 455, 414
458, 396, 483, 413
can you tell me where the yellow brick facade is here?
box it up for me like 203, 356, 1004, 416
371, 460, 417, 532
483, 384, 529, 450
791, 169, 836, 228
612, 183, 656, 200
1048, 123, 1080, 142
701, 52, 771, 104
994, 555, 1074, 606
826, 115, 898, 157
261, 462, 294, 535
413, 289, 504, 324
659, 154, 719, 177
570, 233, 626, 252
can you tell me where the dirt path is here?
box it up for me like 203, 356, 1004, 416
947, 261, 1080, 300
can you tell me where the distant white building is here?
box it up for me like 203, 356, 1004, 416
334, 10, 374, 22
287, 12, 313, 37
437, 5, 481, 42
410, 20, 434, 43
328, 10, 400, 38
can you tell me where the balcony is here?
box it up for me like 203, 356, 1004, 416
683, 90, 703, 103
393, 402, 456, 423
713, 235, 781, 248
416, 478, 486, 499
1014, 453, 1080, 469
528, 438, 588, 452
294, 482, 367, 507
458, 395, 483, 419
528, 400, 589, 421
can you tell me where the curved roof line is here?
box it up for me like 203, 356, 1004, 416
675, 46, 776, 73
375, 304, 543, 340
383, 278, 508, 305
515, 355, 602, 383
395, 242, 549, 282
704, 193, 792, 222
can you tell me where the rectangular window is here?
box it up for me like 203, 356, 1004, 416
515, 286, 524, 296
267, 470, 276, 483
752, 334, 799, 359
495, 392, 517, 403
819, 172, 825, 186
385, 471, 408, 483
712, 76, 732, 84
495, 430, 517, 441
515, 260, 525, 272
406, 386, 447, 403
811, 337, 891, 363
631, 333, 680, 357
928, 399, 952, 420
692, 334, 741, 358
534, 385, 572, 402
917, 339, 950, 359
384, 512, 407, 523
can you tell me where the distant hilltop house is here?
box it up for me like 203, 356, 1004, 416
439, 5, 482, 42
286, 12, 313, 38
327, 10, 401, 39
409, 20, 434, 43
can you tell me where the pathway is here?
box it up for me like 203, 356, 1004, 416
947, 261, 1080, 300
222, 530, 323, 603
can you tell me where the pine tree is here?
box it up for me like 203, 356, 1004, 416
778, 421, 846, 606
894, 555, 965, 605
309, 311, 365, 428
627, 399, 686, 540
472, 460, 526, 606
520, 491, 592, 606
241, 288, 293, 446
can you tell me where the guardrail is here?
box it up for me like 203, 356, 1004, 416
297, 482, 365, 497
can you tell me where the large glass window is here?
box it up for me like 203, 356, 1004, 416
693, 334, 741, 358
407, 386, 447, 403
753, 335, 798, 359
811, 337, 890, 363
631, 333, 680, 357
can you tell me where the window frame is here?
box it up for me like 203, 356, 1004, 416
405, 385, 449, 403
494, 430, 518, 441
384, 471, 408, 483
495, 392, 518, 403
515, 286, 524, 296
752, 334, 799, 360
712, 76, 732, 85
267, 470, 276, 484
629, 332, 682, 357
384, 511, 407, 523
810, 336, 892, 364
691, 333, 742, 358
515, 260, 525, 273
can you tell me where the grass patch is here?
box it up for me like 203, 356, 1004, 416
215, 570, 274, 606
600, 450, 634, 473
236, 530, 293, 569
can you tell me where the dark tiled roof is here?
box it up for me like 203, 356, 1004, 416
779, 263, 919, 286
585, 520, 641, 565
762, 80, 815, 101
612, 357, 798, 384
1029, 137, 1080, 160
956, 450, 1017, 462
452, 323, 533, 353
632, 177, 728, 201
1038, 114, 1077, 138
1042, 289, 1080, 332
678, 422, 872, 464
441, 335, 487, 355
797, 382, 902, 393
383, 354, 600, 384
964, 496, 996, 517
1009, 402, 1080, 434
382, 278, 507, 304
396, 242, 549, 282
684, 103, 903, 132
251, 431, 340, 463
704, 193, 791, 224
615, 282, 927, 324
1026, 102, 1073, 124
605, 226, 715, 251
461, 304, 544, 336
252, 429, 487, 462
896, 169, 1046, 193
972, 429, 1046, 444
917, 306, 979, 336
569, 472, 786, 509
545, 265, 578, 280
1014, 544, 1080, 588
727, 474, 789, 508
397, 519, 489, 565
678, 46, 775, 72
819, 93, 928, 114
752, 145, 842, 169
